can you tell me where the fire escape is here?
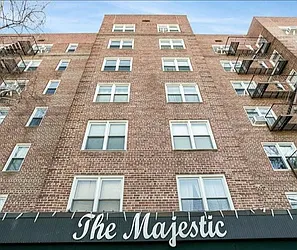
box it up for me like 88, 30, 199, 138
0, 35, 37, 101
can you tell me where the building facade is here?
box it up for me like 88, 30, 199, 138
1, 15, 297, 249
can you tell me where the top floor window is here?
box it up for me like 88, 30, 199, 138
162, 58, 192, 72
270, 50, 283, 66
18, 60, 41, 72
158, 24, 180, 33
159, 39, 185, 49
112, 24, 135, 32
212, 45, 230, 54
220, 60, 242, 72
279, 26, 297, 35
66, 43, 78, 53
108, 39, 133, 49
32, 44, 53, 53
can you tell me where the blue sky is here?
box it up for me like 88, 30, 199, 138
42, 1, 297, 34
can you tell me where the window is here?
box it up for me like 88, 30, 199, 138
0, 195, 7, 212
177, 175, 233, 211
0, 108, 8, 124
68, 176, 124, 212
82, 121, 128, 150
26, 107, 47, 127
43, 80, 60, 95
270, 50, 283, 66
255, 35, 267, 48
56, 60, 70, 71
66, 43, 78, 53
2, 144, 30, 171
263, 142, 296, 170
170, 120, 216, 150
94, 84, 130, 102
0, 79, 27, 95
32, 44, 53, 53
159, 39, 185, 49
158, 24, 180, 33
287, 69, 297, 90
162, 58, 192, 72
244, 106, 276, 126
112, 24, 135, 32
102, 58, 132, 72
220, 60, 242, 72
231, 81, 256, 96
108, 39, 133, 49
286, 193, 297, 209
18, 60, 41, 72
212, 45, 230, 54
165, 83, 202, 103
279, 26, 297, 35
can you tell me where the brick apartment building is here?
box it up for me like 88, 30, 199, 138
0, 14, 297, 249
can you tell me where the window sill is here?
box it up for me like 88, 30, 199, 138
92, 102, 130, 104
81, 149, 127, 152
173, 148, 218, 151
167, 102, 202, 104
273, 168, 291, 171
1, 170, 20, 173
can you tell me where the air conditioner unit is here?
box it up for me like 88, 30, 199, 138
285, 27, 292, 35
253, 116, 267, 125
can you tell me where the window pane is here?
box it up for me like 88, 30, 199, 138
46, 89, 57, 95
279, 145, 295, 156
7, 159, 23, 171
269, 157, 287, 169
100, 180, 122, 199
96, 94, 111, 102
181, 199, 203, 211
173, 136, 192, 149
49, 81, 59, 88
74, 180, 96, 199
109, 124, 126, 136
98, 200, 120, 212
164, 60, 175, 66
167, 86, 180, 94
86, 137, 104, 150
287, 194, 297, 209
29, 118, 42, 126
183, 86, 196, 94
184, 94, 199, 102
105, 60, 117, 66
194, 136, 213, 149
179, 179, 200, 198
203, 179, 226, 197
110, 41, 120, 47
114, 95, 128, 102
115, 86, 128, 94
264, 145, 279, 156
99, 86, 112, 94
168, 94, 182, 102
178, 66, 190, 71
71, 200, 93, 212
106, 137, 125, 150
172, 124, 188, 135
14, 146, 29, 158
207, 198, 230, 211
35, 108, 47, 118
119, 60, 130, 66
89, 124, 106, 136
191, 124, 208, 135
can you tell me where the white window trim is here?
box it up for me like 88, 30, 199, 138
32, 44, 53, 53
220, 60, 242, 72
101, 58, 133, 72
66, 175, 124, 212
55, 59, 70, 71
66, 43, 78, 53
157, 24, 181, 32
176, 174, 234, 211
18, 60, 42, 72
287, 69, 297, 90
93, 83, 130, 103
159, 39, 185, 49
25, 107, 48, 127
169, 120, 217, 150
108, 39, 134, 49
262, 142, 296, 171
162, 58, 193, 72
270, 50, 282, 67
244, 106, 276, 127
0, 107, 9, 124
165, 83, 202, 103
43, 80, 60, 95
2, 143, 31, 172
285, 192, 297, 209
212, 45, 230, 54
231, 80, 257, 96
81, 120, 128, 151
0, 194, 8, 212
112, 24, 135, 32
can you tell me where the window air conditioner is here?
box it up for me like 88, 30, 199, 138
253, 115, 267, 125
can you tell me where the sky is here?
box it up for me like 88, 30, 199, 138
33, 1, 297, 34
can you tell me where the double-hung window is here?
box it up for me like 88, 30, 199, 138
170, 120, 216, 150
56, 60, 70, 71
0, 108, 9, 124
220, 60, 242, 72
112, 24, 135, 32
287, 69, 297, 90
108, 39, 133, 49
244, 106, 276, 126
102, 58, 132, 72
165, 83, 202, 102
68, 176, 124, 212
0, 195, 7, 211
26, 107, 47, 127
66, 43, 78, 53
212, 45, 230, 54
94, 84, 130, 102
32, 44, 53, 53
263, 142, 296, 170
2, 144, 30, 171
231, 81, 256, 96
18, 60, 41, 72
158, 24, 180, 32
43, 80, 60, 95
177, 175, 233, 211
82, 121, 128, 150
270, 50, 283, 66
286, 193, 297, 209
159, 39, 185, 49
162, 58, 192, 72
